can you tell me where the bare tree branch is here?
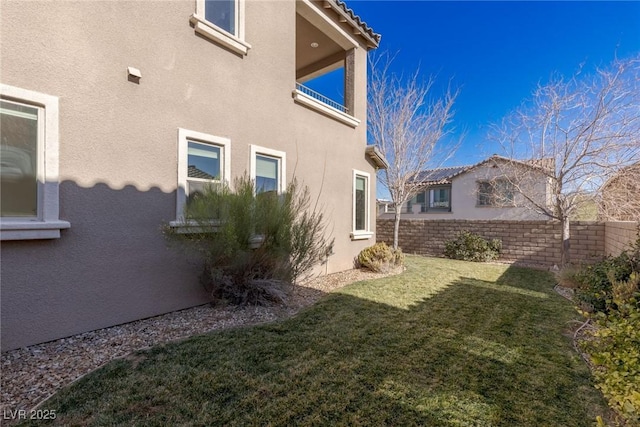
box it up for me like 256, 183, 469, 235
491, 54, 640, 264
368, 52, 460, 249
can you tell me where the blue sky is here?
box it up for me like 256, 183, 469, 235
307, 1, 640, 168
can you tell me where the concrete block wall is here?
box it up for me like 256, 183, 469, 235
605, 222, 639, 256
377, 219, 605, 267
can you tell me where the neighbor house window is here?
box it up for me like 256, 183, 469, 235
477, 179, 515, 207
190, 0, 251, 55
408, 186, 451, 213
250, 145, 286, 194
429, 186, 451, 210
0, 85, 70, 240
174, 128, 231, 222
351, 170, 373, 240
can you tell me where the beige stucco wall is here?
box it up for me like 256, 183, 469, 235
380, 162, 549, 220
0, 1, 377, 350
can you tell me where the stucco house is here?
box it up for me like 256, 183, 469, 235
379, 155, 552, 220
0, 0, 382, 350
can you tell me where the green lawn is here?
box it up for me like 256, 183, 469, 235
26, 256, 608, 426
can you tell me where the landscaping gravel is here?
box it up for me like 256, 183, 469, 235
1, 268, 396, 417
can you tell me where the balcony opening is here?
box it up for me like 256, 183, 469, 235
297, 67, 345, 112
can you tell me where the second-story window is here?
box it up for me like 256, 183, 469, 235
191, 0, 251, 55
205, 0, 236, 35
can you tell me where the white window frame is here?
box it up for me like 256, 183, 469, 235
172, 128, 231, 224
0, 84, 70, 240
190, 0, 251, 56
351, 169, 373, 240
428, 185, 452, 211
249, 145, 286, 195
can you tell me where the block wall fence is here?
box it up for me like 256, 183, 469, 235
605, 222, 639, 256
377, 219, 639, 267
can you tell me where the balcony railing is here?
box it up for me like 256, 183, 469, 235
295, 83, 347, 114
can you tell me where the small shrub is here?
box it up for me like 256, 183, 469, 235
574, 232, 640, 313
391, 247, 405, 267
443, 231, 501, 262
357, 242, 395, 272
556, 264, 582, 289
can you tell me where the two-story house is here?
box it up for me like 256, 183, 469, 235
0, 0, 382, 350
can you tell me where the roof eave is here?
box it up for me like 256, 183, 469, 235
365, 145, 389, 169
326, 0, 381, 49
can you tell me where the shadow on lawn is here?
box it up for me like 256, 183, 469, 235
26, 261, 608, 427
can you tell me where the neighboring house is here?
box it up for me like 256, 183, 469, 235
378, 155, 552, 220
599, 162, 640, 221
0, 0, 382, 350
376, 199, 394, 216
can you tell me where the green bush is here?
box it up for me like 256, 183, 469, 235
582, 300, 640, 426
574, 233, 640, 313
165, 176, 333, 305
575, 231, 640, 425
443, 231, 501, 262
356, 242, 404, 272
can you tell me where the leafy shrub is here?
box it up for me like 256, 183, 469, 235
575, 231, 640, 425
581, 300, 640, 426
165, 176, 333, 305
574, 233, 640, 313
443, 231, 501, 262
356, 242, 404, 272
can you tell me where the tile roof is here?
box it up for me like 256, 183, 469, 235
412, 155, 556, 185
331, 0, 381, 48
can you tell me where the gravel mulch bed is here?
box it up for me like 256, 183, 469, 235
1, 268, 399, 417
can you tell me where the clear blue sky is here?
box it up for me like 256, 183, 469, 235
308, 1, 640, 167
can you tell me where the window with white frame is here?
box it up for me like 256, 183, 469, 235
250, 145, 286, 194
429, 186, 451, 210
190, 0, 251, 55
205, 0, 236, 34
174, 128, 231, 222
0, 84, 69, 240
351, 170, 373, 240
408, 186, 451, 213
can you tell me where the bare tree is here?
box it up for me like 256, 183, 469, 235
368, 53, 459, 249
492, 55, 640, 265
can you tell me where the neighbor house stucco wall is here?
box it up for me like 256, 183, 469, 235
0, 0, 377, 350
